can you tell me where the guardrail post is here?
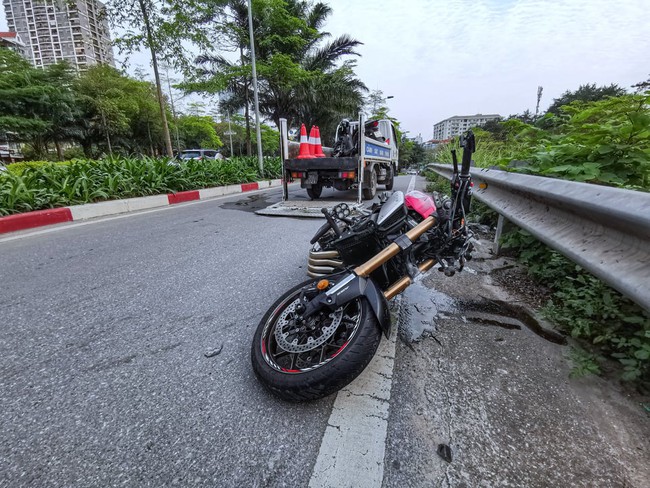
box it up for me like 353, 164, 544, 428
493, 214, 505, 256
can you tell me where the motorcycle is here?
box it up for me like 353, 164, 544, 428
251, 131, 477, 401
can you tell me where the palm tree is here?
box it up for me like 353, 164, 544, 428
188, 0, 367, 148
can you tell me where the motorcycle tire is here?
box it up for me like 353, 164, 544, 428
251, 278, 382, 402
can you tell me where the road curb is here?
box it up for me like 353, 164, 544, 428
0, 179, 283, 235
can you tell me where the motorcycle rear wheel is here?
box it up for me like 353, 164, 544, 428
251, 278, 382, 402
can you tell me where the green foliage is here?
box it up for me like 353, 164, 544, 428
501, 229, 650, 382
433, 128, 529, 169
0, 156, 281, 216
547, 83, 627, 115
177, 115, 222, 149
0, 48, 78, 158
74, 65, 167, 157
521, 94, 650, 188
569, 347, 602, 378
461, 92, 650, 190
0, 50, 174, 160
186, 0, 367, 147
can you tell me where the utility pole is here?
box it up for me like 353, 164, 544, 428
247, 0, 264, 173
535, 86, 543, 117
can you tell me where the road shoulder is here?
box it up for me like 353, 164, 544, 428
383, 237, 649, 487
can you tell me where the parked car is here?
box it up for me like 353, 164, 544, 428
0, 163, 7, 172
178, 149, 224, 161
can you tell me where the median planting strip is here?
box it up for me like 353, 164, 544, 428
0, 179, 283, 235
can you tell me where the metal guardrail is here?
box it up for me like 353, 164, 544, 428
428, 163, 650, 312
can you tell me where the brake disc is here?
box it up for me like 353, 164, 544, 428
274, 299, 343, 353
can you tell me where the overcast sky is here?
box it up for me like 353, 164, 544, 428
1, 0, 648, 139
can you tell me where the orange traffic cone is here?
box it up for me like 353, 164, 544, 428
313, 126, 326, 157
297, 123, 314, 159
308, 126, 318, 156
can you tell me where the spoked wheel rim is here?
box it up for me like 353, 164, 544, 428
260, 287, 363, 374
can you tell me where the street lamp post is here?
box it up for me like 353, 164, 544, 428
247, 0, 264, 174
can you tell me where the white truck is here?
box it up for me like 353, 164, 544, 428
279, 114, 399, 202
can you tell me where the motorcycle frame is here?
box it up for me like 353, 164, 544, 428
299, 130, 476, 339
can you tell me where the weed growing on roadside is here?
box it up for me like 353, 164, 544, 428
569, 347, 602, 378
502, 229, 650, 383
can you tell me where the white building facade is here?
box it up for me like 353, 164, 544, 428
433, 114, 501, 140
2, 0, 114, 70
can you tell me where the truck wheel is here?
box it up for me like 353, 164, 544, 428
385, 168, 394, 191
362, 169, 377, 200
307, 184, 323, 199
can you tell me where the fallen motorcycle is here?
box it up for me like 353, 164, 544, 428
251, 131, 477, 401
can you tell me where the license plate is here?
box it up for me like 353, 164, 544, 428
306, 172, 319, 184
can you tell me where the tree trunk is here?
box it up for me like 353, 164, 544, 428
54, 141, 64, 160
101, 110, 113, 156
147, 122, 155, 156
139, 0, 173, 158
81, 138, 92, 158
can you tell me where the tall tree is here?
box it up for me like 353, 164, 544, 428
177, 115, 222, 149
0, 48, 77, 159
107, 0, 226, 157
73, 65, 166, 157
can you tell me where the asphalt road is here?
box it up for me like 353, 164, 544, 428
1, 176, 648, 487
0, 177, 413, 487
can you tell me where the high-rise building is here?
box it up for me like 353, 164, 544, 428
2, 0, 115, 70
433, 114, 501, 140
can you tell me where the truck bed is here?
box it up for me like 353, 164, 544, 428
284, 157, 358, 171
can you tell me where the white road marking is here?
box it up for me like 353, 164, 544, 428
407, 175, 417, 193
309, 328, 397, 488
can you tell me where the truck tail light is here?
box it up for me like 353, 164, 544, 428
339, 171, 356, 179
291, 171, 305, 178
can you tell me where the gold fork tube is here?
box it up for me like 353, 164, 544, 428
383, 259, 436, 300
353, 216, 436, 278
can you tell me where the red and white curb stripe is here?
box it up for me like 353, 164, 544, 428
0, 179, 283, 235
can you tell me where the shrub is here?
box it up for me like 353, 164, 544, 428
0, 156, 282, 215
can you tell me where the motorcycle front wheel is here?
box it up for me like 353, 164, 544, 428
251, 279, 382, 402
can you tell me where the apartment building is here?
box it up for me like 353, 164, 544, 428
433, 114, 501, 140
0, 30, 28, 57
2, 0, 114, 70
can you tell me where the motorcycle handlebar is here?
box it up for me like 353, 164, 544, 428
460, 130, 475, 176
